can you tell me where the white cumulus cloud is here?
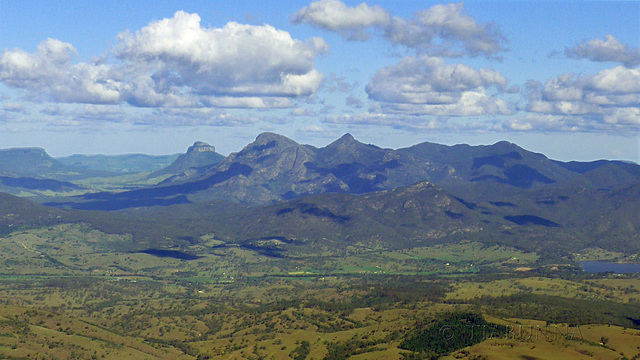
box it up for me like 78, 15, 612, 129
565, 35, 640, 68
526, 66, 640, 130
384, 3, 506, 58
604, 108, 640, 125
0, 39, 123, 104
293, 1, 507, 58
291, 0, 390, 40
0, 12, 328, 114
365, 56, 512, 116
116, 11, 328, 101
501, 114, 590, 132
589, 65, 640, 93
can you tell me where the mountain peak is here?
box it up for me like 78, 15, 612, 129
339, 133, 355, 142
148, 141, 224, 178
253, 132, 299, 148
187, 141, 216, 153
491, 140, 521, 151
325, 133, 365, 150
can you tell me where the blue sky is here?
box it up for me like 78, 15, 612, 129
0, 0, 638, 162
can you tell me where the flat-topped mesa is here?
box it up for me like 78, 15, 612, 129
1, 147, 48, 155
187, 141, 216, 153
147, 141, 224, 179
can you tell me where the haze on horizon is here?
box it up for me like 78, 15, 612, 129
0, 0, 638, 162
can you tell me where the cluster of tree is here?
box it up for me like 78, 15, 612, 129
290, 340, 310, 360
323, 337, 386, 360
243, 277, 448, 316
471, 293, 640, 329
400, 312, 506, 357
352, 279, 448, 306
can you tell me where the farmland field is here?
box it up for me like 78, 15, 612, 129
0, 224, 638, 360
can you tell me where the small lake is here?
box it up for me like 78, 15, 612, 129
579, 261, 640, 274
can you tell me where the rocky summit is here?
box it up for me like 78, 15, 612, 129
149, 141, 224, 179
187, 141, 216, 153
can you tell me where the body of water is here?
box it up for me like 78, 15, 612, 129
579, 261, 640, 274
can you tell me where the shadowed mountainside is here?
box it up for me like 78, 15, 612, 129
44, 133, 639, 209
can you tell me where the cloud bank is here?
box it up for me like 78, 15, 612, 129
292, 0, 506, 58
499, 65, 640, 132
1, 3, 637, 135
565, 35, 640, 68
365, 56, 512, 116
384, 3, 505, 58
0, 39, 122, 104
291, 0, 389, 40
0, 11, 328, 110
527, 66, 640, 123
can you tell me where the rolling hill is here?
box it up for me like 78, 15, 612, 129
0, 192, 71, 234
195, 179, 640, 257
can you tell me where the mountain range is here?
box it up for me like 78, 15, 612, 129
1, 133, 638, 258
0, 142, 225, 196
0, 147, 115, 180
41, 132, 639, 209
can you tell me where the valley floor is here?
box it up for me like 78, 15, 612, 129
0, 275, 639, 360
0, 224, 639, 360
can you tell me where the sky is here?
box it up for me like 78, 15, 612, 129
0, 0, 638, 162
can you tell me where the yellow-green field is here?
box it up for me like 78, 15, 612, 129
0, 276, 639, 360
0, 225, 638, 360
446, 276, 640, 304
442, 321, 640, 360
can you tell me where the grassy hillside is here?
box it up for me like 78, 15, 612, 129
0, 192, 71, 235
